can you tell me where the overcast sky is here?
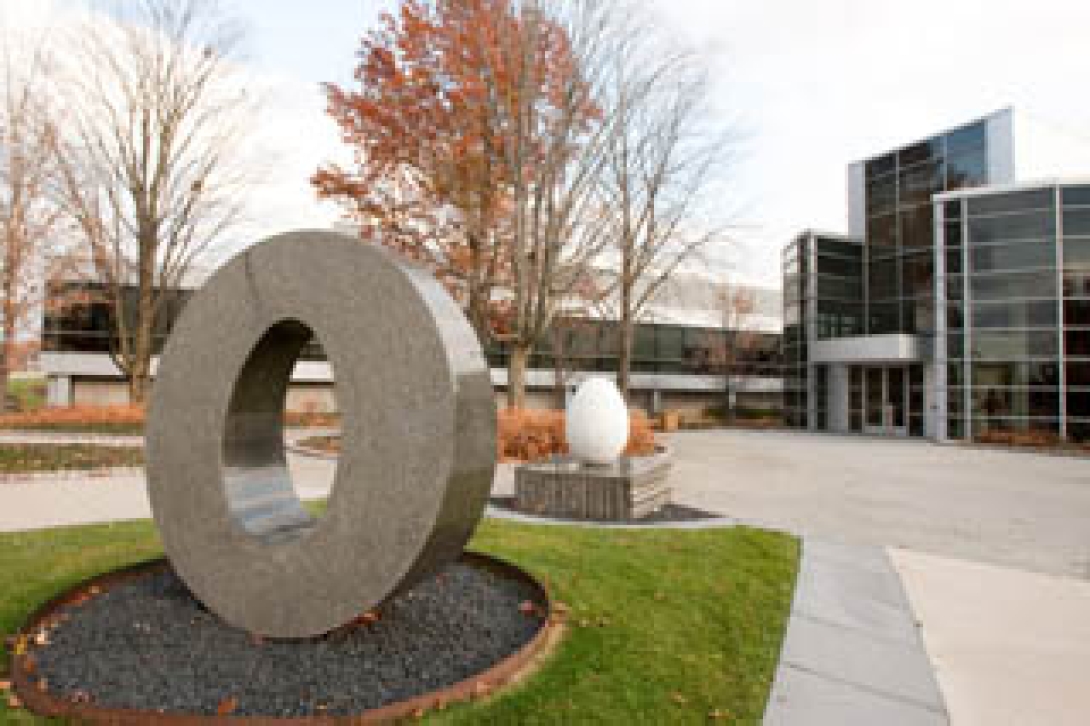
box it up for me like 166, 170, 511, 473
14, 0, 1090, 286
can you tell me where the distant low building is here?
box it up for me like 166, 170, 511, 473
40, 263, 784, 418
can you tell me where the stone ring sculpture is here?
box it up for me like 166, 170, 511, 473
146, 230, 496, 638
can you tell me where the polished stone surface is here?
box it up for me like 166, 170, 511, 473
146, 230, 496, 638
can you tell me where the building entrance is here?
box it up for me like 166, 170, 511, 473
863, 366, 908, 436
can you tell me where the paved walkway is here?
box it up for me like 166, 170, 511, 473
765, 539, 947, 725
665, 429, 1090, 580
0, 453, 336, 532
892, 548, 1090, 726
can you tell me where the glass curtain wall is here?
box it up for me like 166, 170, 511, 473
937, 185, 1090, 441
864, 121, 988, 338
1062, 185, 1090, 442
782, 238, 809, 427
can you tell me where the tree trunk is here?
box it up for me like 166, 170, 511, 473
551, 324, 566, 410
507, 343, 530, 409
0, 332, 12, 413
617, 297, 634, 403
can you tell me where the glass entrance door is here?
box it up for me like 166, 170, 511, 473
863, 366, 909, 436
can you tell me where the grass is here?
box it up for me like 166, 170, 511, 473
0, 517, 798, 725
5, 380, 45, 413
0, 444, 144, 474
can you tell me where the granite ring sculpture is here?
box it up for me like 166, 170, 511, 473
146, 230, 496, 638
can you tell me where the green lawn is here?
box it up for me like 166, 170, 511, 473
0, 518, 798, 724
5, 379, 45, 413
0, 445, 144, 474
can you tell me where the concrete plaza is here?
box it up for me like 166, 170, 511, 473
664, 429, 1090, 580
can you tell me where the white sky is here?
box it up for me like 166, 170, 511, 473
9, 0, 1090, 287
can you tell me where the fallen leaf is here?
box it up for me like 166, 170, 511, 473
518, 600, 535, 615
34, 630, 49, 646
671, 692, 687, 705
411, 707, 426, 719
71, 690, 91, 704
709, 708, 728, 720
7, 695, 22, 709
36, 678, 48, 692
217, 696, 238, 715
0, 680, 9, 691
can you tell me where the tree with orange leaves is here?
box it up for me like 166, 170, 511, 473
314, 0, 522, 341
315, 0, 616, 407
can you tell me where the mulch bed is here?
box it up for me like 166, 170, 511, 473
488, 496, 722, 524
22, 562, 546, 719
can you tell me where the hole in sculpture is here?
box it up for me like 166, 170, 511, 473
222, 319, 338, 544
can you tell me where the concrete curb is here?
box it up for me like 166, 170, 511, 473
763, 539, 948, 725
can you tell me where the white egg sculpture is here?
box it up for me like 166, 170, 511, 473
566, 377, 629, 465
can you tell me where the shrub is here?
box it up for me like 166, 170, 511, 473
0, 405, 145, 433
497, 407, 657, 463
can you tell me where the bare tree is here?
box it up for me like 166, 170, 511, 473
594, 4, 737, 400
480, 0, 633, 409
54, 0, 257, 403
712, 281, 761, 419
0, 37, 68, 406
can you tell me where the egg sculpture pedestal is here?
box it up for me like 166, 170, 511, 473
514, 378, 672, 522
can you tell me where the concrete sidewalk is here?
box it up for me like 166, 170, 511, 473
764, 539, 947, 725
0, 454, 336, 532
892, 549, 1090, 726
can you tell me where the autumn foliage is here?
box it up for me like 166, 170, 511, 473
313, 0, 596, 339
0, 405, 339, 432
497, 407, 656, 463
0, 405, 145, 433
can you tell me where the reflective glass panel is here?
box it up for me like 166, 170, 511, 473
971, 271, 1057, 300
971, 240, 1056, 272
968, 211, 1055, 244
972, 299, 1057, 328
970, 330, 1059, 359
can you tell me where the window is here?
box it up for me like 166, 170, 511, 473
971, 240, 1055, 272
899, 139, 942, 167
945, 122, 986, 155
1066, 329, 1090, 357
971, 388, 1059, 418
1064, 208, 1090, 237
901, 254, 933, 296
1061, 186, 1090, 207
972, 300, 1057, 329
947, 149, 987, 189
971, 271, 1057, 301
866, 176, 896, 216
868, 259, 899, 300
966, 189, 1054, 217
944, 200, 963, 221
972, 362, 1059, 387
900, 206, 934, 249
1064, 237, 1090, 267
970, 330, 1058, 359
899, 161, 944, 206
1065, 300, 1090, 326
866, 153, 896, 179
968, 211, 1055, 244
867, 214, 897, 250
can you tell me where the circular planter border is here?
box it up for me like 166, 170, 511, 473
10, 552, 562, 724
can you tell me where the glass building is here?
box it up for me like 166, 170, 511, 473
784, 108, 1090, 443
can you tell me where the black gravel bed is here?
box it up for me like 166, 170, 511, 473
489, 496, 721, 524
27, 562, 545, 718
